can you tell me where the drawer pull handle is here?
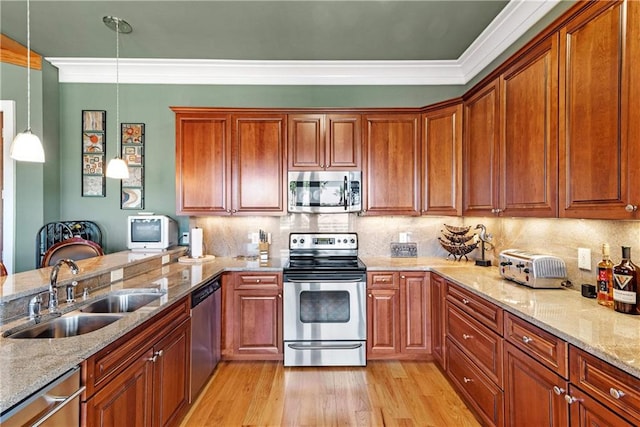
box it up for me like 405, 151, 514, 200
462, 298, 470, 305
610, 388, 626, 399
522, 335, 533, 344
463, 377, 473, 384
553, 386, 565, 396
462, 334, 472, 340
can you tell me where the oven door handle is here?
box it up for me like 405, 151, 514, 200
284, 277, 364, 283
288, 343, 363, 351
344, 176, 348, 210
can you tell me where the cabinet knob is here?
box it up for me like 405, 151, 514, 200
564, 394, 579, 405
232, 209, 237, 213
226, 209, 231, 213
625, 204, 638, 213
491, 208, 503, 214
462, 333, 472, 340
461, 298, 470, 305
552, 386, 565, 396
255, 279, 261, 283
610, 388, 626, 399
278, 294, 282, 299
463, 377, 473, 384
401, 275, 405, 279
368, 293, 373, 298
522, 335, 533, 344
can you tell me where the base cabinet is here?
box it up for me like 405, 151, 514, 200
82, 298, 191, 427
222, 272, 283, 360
367, 271, 429, 359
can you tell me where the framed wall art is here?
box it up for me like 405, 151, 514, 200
120, 123, 145, 209
81, 110, 106, 197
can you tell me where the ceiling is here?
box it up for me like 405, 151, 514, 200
0, 1, 561, 85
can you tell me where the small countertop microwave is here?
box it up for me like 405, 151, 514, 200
288, 171, 361, 213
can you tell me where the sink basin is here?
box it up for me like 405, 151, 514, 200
6, 313, 124, 339
80, 292, 162, 314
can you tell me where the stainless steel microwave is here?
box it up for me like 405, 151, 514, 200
288, 171, 362, 213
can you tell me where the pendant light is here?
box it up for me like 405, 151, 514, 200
104, 16, 132, 179
10, 0, 45, 163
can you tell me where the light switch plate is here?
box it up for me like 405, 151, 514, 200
578, 248, 591, 270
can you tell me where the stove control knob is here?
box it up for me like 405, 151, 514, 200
292, 239, 297, 244
350, 238, 356, 244
300, 238, 305, 244
524, 268, 530, 274
500, 261, 512, 266
343, 239, 347, 243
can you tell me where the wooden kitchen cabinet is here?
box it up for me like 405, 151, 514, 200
367, 271, 429, 359
422, 101, 463, 216
430, 274, 446, 368
173, 109, 286, 215
288, 113, 361, 170
82, 297, 191, 427
559, 0, 638, 219
362, 114, 421, 215
222, 272, 283, 360
463, 79, 501, 217
500, 33, 558, 218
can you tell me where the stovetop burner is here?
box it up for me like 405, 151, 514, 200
285, 232, 365, 273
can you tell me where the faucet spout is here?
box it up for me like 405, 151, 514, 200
49, 259, 79, 312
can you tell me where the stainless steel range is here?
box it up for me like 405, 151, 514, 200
283, 232, 367, 367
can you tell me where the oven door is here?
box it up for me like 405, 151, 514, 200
283, 273, 366, 342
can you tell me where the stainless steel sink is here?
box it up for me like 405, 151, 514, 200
79, 292, 162, 314
6, 313, 124, 339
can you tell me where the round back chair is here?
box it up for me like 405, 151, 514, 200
41, 237, 104, 268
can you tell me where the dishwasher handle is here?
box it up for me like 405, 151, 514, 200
191, 278, 220, 309
31, 386, 85, 427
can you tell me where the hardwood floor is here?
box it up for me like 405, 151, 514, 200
180, 361, 480, 427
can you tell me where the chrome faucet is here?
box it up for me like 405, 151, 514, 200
49, 259, 79, 313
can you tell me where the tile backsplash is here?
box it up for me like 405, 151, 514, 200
191, 214, 640, 290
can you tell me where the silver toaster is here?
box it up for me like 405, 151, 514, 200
499, 249, 567, 288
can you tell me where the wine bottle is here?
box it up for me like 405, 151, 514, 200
597, 243, 613, 307
613, 246, 638, 314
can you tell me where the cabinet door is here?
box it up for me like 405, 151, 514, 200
175, 113, 231, 215
233, 289, 283, 356
463, 79, 501, 216
431, 274, 446, 368
231, 114, 287, 214
84, 350, 154, 427
400, 272, 430, 354
288, 114, 324, 170
367, 288, 400, 356
559, 1, 631, 219
504, 342, 569, 427
363, 114, 420, 215
152, 319, 191, 427
422, 103, 463, 215
326, 114, 361, 170
500, 34, 558, 217
567, 385, 635, 427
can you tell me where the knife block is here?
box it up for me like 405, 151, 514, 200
258, 242, 270, 261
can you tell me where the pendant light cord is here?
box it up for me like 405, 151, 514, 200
115, 18, 120, 159
26, 0, 31, 132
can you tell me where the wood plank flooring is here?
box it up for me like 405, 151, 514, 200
180, 361, 480, 427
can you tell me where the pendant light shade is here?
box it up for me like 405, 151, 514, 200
103, 16, 131, 180
11, 0, 45, 163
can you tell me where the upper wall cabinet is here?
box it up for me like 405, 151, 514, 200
463, 79, 501, 217
173, 109, 286, 216
422, 102, 463, 216
175, 111, 232, 215
559, 0, 639, 219
363, 114, 421, 215
288, 113, 361, 170
500, 34, 559, 218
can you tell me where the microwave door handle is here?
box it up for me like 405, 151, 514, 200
344, 176, 348, 210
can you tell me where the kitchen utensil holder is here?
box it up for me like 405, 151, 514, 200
259, 242, 270, 261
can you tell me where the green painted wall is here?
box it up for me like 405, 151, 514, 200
59, 83, 463, 254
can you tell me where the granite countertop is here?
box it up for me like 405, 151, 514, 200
1, 254, 639, 414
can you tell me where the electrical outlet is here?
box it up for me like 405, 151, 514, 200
182, 232, 189, 245
578, 248, 591, 270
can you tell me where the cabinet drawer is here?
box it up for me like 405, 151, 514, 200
447, 302, 503, 387
504, 312, 568, 378
367, 272, 399, 289
446, 281, 503, 334
235, 273, 281, 289
570, 346, 640, 424
447, 339, 504, 427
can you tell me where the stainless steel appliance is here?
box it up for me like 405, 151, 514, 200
0, 366, 84, 427
288, 171, 362, 213
190, 275, 221, 402
283, 232, 367, 366
499, 249, 567, 288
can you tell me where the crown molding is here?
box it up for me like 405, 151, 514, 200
47, 0, 561, 85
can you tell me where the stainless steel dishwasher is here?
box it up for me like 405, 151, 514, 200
190, 275, 221, 402
0, 366, 84, 427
